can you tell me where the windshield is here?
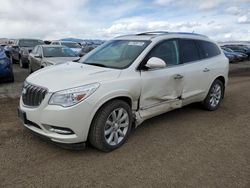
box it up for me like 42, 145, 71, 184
80, 40, 150, 69
19, 40, 44, 47
62, 42, 81, 48
43, 47, 77, 57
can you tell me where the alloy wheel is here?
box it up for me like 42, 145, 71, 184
104, 108, 129, 146
209, 83, 222, 108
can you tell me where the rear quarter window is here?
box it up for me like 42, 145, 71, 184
197, 40, 221, 59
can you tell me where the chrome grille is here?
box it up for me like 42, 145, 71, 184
22, 83, 47, 107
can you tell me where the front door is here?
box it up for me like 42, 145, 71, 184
139, 39, 184, 119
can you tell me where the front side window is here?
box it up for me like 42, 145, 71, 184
179, 39, 200, 63
43, 47, 77, 57
197, 40, 220, 58
147, 40, 180, 66
79, 40, 150, 69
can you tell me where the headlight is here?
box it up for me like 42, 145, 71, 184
49, 83, 100, 107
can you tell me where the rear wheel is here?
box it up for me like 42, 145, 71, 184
89, 100, 132, 152
202, 79, 224, 111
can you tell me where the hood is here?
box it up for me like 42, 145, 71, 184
26, 62, 121, 92
44, 57, 80, 65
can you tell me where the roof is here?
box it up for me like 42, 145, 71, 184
116, 31, 209, 41
52, 40, 78, 43
39, 45, 65, 48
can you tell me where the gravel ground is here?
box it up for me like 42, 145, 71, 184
0, 62, 250, 187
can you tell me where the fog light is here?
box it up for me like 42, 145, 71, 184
43, 124, 74, 135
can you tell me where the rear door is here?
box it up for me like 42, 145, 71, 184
179, 39, 212, 103
29, 46, 38, 71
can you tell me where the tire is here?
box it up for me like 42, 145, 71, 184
88, 100, 132, 152
28, 62, 33, 74
10, 55, 16, 64
202, 79, 224, 111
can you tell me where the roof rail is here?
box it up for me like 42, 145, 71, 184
171, 32, 208, 38
136, 31, 169, 35
136, 31, 208, 38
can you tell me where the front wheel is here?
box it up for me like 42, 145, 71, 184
28, 63, 33, 74
88, 100, 132, 152
202, 79, 224, 111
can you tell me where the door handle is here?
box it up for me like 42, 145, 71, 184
174, 74, 184, 80
203, 68, 210, 72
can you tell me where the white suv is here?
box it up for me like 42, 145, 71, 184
18, 32, 229, 151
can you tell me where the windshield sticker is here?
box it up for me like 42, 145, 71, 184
128, 42, 145, 46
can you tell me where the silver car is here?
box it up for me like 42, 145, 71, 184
51, 41, 82, 56
28, 45, 79, 73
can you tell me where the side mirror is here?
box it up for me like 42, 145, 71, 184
145, 57, 166, 69
34, 54, 42, 58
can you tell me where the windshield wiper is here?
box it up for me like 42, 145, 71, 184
85, 63, 107, 67
72, 58, 81, 62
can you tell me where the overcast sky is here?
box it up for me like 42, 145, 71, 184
0, 0, 250, 41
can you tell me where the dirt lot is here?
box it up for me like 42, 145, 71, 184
0, 63, 250, 187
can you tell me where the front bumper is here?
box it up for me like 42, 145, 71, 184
18, 94, 95, 144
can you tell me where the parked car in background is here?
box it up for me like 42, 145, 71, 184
51, 41, 82, 56
223, 45, 250, 59
222, 50, 236, 63
3, 45, 12, 58
18, 32, 228, 152
28, 45, 79, 73
222, 47, 248, 61
9, 39, 44, 68
79, 44, 99, 57
0, 44, 6, 51
0, 50, 14, 82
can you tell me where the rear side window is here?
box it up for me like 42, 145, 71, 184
179, 39, 200, 63
197, 40, 221, 58
147, 40, 180, 66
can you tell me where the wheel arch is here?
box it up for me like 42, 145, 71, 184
85, 95, 134, 140
216, 76, 225, 86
